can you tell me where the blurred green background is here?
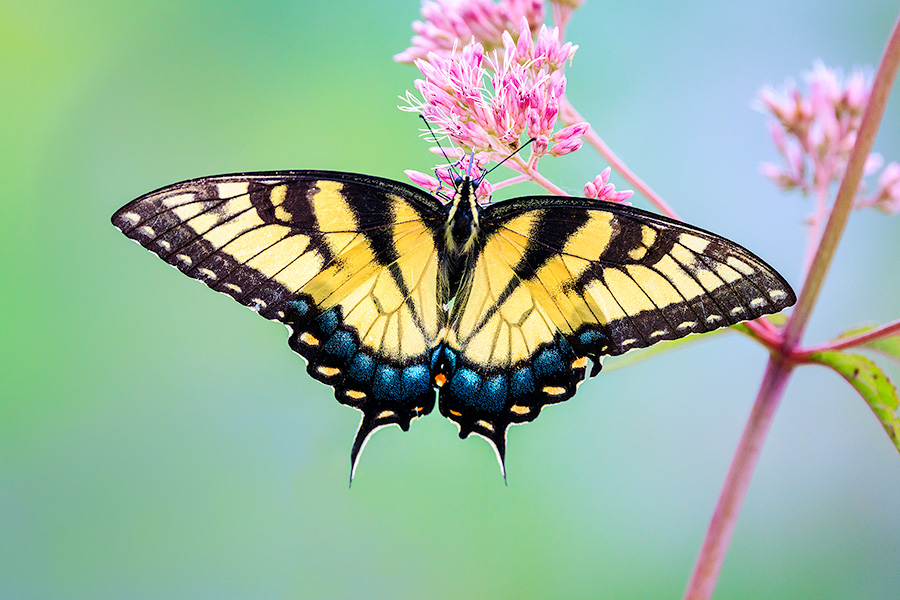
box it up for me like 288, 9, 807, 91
3, 1, 899, 598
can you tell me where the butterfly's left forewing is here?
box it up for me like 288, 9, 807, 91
112, 171, 446, 475
437, 197, 796, 467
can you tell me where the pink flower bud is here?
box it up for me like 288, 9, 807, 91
515, 16, 534, 60
405, 169, 441, 192
475, 179, 493, 204
844, 70, 870, 111
549, 137, 582, 157
759, 162, 784, 183
552, 121, 588, 142
864, 153, 884, 176
584, 169, 632, 203
768, 120, 787, 153
531, 135, 549, 156
879, 161, 900, 189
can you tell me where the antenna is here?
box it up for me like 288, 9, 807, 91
477, 137, 537, 186
419, 115, 461, 193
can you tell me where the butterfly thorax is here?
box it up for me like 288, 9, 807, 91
442, 176, 483, 298
443, 177, 482, 253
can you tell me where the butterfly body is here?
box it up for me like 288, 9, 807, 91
112, 169, 795, 480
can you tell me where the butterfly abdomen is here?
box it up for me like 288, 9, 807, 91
441, 176, 490, 305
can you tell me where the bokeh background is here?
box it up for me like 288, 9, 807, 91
3, 1, 899, 598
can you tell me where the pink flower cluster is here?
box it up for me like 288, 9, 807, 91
401, 17, 583, 159
758, 61, 900, 213
583, 167, 634, 204
394, 0, 545, 63
397, 0, 631, 206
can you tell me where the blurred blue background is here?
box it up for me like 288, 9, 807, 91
3, 1, 899, 598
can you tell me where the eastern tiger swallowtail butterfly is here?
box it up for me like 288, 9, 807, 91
112, 167, 795, 480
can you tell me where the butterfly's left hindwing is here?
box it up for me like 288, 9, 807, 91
436, 197, 796, 463
111, 171, 447, 475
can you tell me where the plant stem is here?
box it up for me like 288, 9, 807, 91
801, 182, 833, 280
491, 174, 531, 190
795, 318, 900, 357
782, 12, 900, 351
559, 98, 681, 220
682, 356, 794, 600
511, 156, 568, 195
736, 320, 784, 349
684, 13, 900, 600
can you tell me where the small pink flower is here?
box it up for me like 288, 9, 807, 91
583, 167, 634, 204
530, 135, 549, 156
869, 161, 900, 214
474, 178, 493, 203
548, 137, 581, 157
550, 121, 588, 154
395, 0, 545, 64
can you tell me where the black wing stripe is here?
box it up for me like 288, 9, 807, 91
497, 226, 588, 332
461, 228, 577, 346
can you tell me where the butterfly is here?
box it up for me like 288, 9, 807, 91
111, 166, 796, 480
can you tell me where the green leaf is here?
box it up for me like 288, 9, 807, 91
808, 350, 900, 454
763, 312, 789, 328
836, 324, 900, 364
867, 335, 900, 363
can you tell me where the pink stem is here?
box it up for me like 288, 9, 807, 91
801, 181, 833, 280
738, 319, 784, 349
795, 318, 900, 357
559, 98, 681, 220
491, 174, 531, 190
682, 357, 795, 600
511, 157, 568, 195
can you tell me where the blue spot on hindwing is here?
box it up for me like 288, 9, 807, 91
322, 330, 356, 361
577, 329, 609, 354
534, 347, 564, 378
316, 309, 339, 336
448, 367, 481, 399
475, 375, 507, 414
401, 364, 430, 399
372, 365, 400, 401
348, 353, 375, 382
511, 367, 535, 397
579, 330, 602, 345
287, 298, 310, 317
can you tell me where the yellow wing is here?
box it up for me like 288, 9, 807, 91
112, 171, 446, 475
436, 196, 795, 465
